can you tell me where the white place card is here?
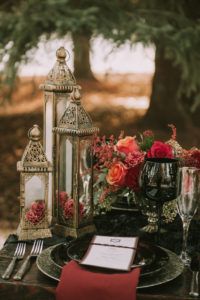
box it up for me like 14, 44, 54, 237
80, 235, 138, 271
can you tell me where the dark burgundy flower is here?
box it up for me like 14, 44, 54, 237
124, 165, 141, 192
184, 149, 200, 168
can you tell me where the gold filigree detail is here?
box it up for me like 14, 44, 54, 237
166, 139, 183, 157
17, 125, 52, 171
40, 47, 76, 92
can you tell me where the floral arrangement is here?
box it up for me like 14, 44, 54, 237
93, 124, 200, 211
25, 200, 45, 225
59, 191, 85, 219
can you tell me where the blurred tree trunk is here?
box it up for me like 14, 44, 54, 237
72, 33, 96, 81
144, 46, 195, 130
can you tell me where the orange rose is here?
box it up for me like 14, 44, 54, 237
116, 136, 139, 155
106, 162, 127, 186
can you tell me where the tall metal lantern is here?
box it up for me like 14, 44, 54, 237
17, 125, 52, 240
53, 86, 99, 237
40, 47, 76, 221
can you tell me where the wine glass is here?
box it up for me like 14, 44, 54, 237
140, 158, 179, 242
176, 167, 200, 265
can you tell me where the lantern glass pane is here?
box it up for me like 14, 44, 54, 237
24, 174, 46, 226
44, 95, 53, 217
58, 136, 73, 224
45, 97, 53, 163
25, 175, 45, 208
56, 93, 69, 123
79, 137, 93, 223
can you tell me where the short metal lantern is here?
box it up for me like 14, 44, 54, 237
53, 86, 99, 237
40, 47, 76, 221
17, 125, 52, 240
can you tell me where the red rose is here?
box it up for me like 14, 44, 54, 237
64, 199, 74, 219
124, 165, 141, 192
106, 162, 127, 186
26, 200, 45, 225
26, 209, 43, 225
116, 136, 139, 155
59, 191, 69, 208
63, 199, 85, 219
147, 141, 173, 158
26, 210, 37, 225
31, 200, 45, 217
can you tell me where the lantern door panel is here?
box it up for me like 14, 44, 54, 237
44, 95, 53, 217
58, 136, 73, 225
78, 137, 93, 226
23, 174, 47, 228
44, 94, 54, 163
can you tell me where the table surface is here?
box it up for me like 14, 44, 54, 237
0, 210, 200, 300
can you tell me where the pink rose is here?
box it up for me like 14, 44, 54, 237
106, 162, 127, 186
116, 136, 139, 155
147, 141, 173, 158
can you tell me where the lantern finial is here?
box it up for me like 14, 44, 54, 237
28, 124, 41, 142
56, 47, 67, 62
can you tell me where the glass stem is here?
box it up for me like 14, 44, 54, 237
156, 203, 162, 245
182, 219, 190, 256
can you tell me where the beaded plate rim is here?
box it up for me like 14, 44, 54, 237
36, 244, 184, 289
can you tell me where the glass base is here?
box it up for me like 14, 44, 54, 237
140, 223, 158, 233
179, 251, 191, 266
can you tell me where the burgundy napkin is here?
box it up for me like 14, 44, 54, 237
56, 261, 140, 300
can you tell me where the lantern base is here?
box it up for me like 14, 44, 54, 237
17, 224, 52, 241
53, 223, 96, 238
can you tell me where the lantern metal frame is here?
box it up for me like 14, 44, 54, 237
40, 47, 76, 223
53, 87, 99, 238
17, 125, 52, 240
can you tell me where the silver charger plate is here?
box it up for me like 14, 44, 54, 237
36, 244, 184, 289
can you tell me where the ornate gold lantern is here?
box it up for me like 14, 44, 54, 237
17, 125, 52, 240
53, 86, 99, 237
40, 47, 76, 221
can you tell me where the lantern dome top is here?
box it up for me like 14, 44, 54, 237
53, 86, 99, 136
40, 47, 76, 92
56, 47, 67, 61
17, 125, 52, 172
28, 124, 41, 141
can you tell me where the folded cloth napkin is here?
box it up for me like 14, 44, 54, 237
56, 261, 140, 300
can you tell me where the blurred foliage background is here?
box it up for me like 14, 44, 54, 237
0, 0, 200, 230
